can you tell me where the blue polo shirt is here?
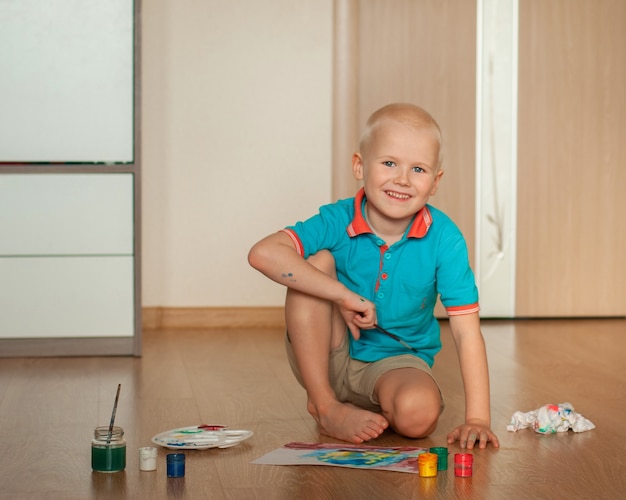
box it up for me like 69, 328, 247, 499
282, 188, 479, 367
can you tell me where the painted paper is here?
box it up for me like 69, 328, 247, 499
252, 442, 427, 474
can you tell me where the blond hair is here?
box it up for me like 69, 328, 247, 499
359, 103, 443, 168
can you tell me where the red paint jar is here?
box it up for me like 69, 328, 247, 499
454, 453, 473, 477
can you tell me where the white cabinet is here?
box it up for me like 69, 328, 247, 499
0, 174, 135, 341
0, 1, 140, 355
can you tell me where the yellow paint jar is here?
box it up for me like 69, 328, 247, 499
417, 452, 438, 477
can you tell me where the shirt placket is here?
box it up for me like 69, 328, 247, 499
374, 241, 391, 301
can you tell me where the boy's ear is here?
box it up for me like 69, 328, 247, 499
352, 153, 364, 180
429, 169, 445, 196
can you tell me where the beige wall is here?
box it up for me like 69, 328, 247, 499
141, 0, 333, 307
142, 0, 626, 317
141, 0, 478, 310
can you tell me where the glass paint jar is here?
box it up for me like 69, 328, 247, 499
166, 453, 185, 478
417, 452, 438, 477
91, 426, 126, 473
429, 447, 449, 471
454, 453, 473, 478
139, 447, 158, 471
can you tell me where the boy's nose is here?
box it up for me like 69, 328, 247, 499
394, 167, 410, 185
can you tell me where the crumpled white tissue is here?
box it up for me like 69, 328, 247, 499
507, 402, 595, 434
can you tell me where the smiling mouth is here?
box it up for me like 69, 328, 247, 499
385, 190, 411, 200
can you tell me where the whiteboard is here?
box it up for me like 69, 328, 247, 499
0, 0, 134, 163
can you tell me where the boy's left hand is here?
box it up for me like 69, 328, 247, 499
447, 419, 500, 449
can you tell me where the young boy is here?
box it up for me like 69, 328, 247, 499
248, 103, 499, 450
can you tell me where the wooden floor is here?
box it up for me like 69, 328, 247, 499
1, 318, 625, 499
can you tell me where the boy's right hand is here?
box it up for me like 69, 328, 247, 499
336, 294, 376, 340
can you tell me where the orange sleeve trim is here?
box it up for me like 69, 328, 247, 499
446, 303, 480, 316
280, 229, 304, 257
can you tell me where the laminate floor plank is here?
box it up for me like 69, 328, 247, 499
0, 318, 625, 499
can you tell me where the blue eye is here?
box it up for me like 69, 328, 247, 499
383, 161, 396, 167
412, 166, 425, 173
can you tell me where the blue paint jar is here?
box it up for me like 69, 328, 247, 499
166, 453, 185, 477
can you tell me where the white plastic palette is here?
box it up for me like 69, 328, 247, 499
151, 425, 253, 450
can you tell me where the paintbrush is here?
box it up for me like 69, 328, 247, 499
107, 384, 121, 444
373, 324, 417, 352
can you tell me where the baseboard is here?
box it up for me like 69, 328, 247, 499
0, 337, 136, 358
142, 306, 285, 330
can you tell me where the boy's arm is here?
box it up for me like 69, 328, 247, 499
446, 312, 500, 449
248, 231, 376, 337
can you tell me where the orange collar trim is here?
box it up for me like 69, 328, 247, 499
346, 188, 432, 239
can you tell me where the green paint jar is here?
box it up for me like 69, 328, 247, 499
429, 447, 449, 471
91, 426, 126, 473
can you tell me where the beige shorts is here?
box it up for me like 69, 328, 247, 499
285, 332, 444, 413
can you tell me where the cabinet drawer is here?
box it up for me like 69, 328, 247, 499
0, 173, 133, 255
0, 256, 134, 338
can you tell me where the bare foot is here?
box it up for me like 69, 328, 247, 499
309, 399, 389, 444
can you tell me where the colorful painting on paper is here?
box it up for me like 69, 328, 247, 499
252, 442, 427, 474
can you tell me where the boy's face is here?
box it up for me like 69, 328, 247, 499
352, 120, 443, 233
